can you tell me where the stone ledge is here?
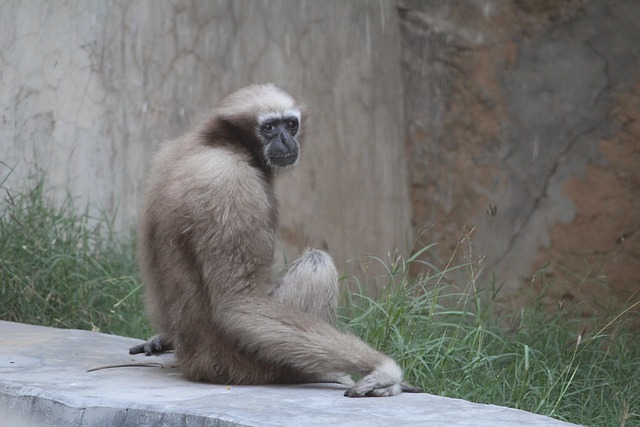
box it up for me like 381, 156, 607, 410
0, 321, 579, 426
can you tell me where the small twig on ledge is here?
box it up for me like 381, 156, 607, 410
87, 362, 165, 372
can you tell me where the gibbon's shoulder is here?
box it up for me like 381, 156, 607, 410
149, 136, 263, 197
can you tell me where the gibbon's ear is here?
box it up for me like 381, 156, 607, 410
294, 103, 309, 140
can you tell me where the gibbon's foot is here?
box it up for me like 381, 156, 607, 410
344, 382, 422, 398
344, 383, 402, 398
129, 335, 173, 356
342, 359, 423, 397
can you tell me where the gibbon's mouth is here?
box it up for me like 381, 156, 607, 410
270, 153, 298, 167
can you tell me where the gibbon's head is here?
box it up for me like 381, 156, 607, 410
208, 84, 306, 172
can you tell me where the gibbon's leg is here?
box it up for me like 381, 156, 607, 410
268, 248, 422, 394
270, 248, 339, 326
129, 334, 173, 355
270, 249, 354, 386
129, 249, 338, 357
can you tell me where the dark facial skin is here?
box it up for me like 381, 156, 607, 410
260, 116, 299, 167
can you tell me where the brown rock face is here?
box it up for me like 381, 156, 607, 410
399, 0, 640, 307
531, 80, 640, 305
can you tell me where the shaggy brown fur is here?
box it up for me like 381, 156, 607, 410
130, 84, 420, 397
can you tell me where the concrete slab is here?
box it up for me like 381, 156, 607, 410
0, 320, 580, 426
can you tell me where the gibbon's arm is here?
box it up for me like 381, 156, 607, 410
216, 297, 417, 397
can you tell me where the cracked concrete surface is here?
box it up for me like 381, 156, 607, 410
0, 321, 581, 427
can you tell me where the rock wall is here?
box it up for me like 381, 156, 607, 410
2, 0, 638, 300
0, 0, 412, 272
399, 0, 640, 303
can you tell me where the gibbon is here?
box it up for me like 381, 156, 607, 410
130, 84, 420, 397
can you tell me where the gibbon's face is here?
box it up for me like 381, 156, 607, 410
258, 111, 301, 168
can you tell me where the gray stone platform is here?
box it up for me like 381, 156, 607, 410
0, 320, 579, 426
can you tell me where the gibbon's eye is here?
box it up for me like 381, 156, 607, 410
286, 119, 299, 132
261, 122, 275, 133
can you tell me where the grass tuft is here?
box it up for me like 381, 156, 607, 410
340, 249, 639, 427
0, 170, 151, 338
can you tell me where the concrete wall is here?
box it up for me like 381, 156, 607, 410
0, 0, 412, 273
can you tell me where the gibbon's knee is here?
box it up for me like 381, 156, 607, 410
270, 249, 339, 325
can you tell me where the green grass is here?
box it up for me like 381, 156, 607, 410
1, 172, 638, 426
341, 248, 640, 427
0, 171, 151, 338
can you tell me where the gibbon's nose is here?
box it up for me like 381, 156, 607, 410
280, 131, 296, 151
